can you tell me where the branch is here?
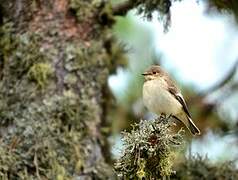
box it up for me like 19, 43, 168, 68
199, 59, 238, 97
115, 116, 184, 179
191, 59, 238, 112
112, 0, 134, 16
215, 81, 238, 105
187, 60, 238, 127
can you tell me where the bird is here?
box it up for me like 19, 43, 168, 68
142, 65, 200, 135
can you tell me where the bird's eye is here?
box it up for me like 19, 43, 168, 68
152, 71, 156, 74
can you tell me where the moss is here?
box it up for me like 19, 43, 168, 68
171, 156, 238, 180
99, 3, 116, 26
69, 0, 113, 23
0, 0, 127, 178
0, 24, 91, 178
69, 0, 96, 22
127, 0, 178, 30
69, 0, 117, 43
0, 22, 16, 56
0, 94, 89, 179
0, 23, 47, 79
28, 63, 53, 88
136, 158, 146, 179
103, 36, 128, 73
115, 117, 184, 179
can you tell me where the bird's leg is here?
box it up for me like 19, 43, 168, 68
160, 113, 166, 119
167, 114, 173, 120
160, 113, 169, 124
160, 113, 173, 124
151, 124, 156, 132
163, 114, 174, 125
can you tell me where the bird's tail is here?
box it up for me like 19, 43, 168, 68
175, 114, 200, 135
187, 117, 200, 135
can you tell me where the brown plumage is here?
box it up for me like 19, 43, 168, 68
142, 65, 200, 135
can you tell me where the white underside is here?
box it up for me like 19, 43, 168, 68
143, 79, 182, 116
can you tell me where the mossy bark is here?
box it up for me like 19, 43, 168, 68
0, 0, 124, 179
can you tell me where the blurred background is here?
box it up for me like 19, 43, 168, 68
109, 0, 238, 166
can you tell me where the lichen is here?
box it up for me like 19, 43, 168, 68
171, 155, 238, 180
129, 0, 182, 31
0, 22, 47, 79
134, 0, 172, 18
69, 0, 97, 23
0, 93, 89, 179
0, 0, 127, 179
28, 63, 53, 88
115, 117, 184, 179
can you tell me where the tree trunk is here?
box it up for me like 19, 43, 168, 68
0, 0, 121, 179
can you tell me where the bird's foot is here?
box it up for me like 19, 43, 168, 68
159, 113, 173, 124
167, 114, 173, 120
160, 113, 166, 119
160, 113, 173, 120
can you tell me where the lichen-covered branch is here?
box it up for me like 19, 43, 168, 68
112, 1, 134, 16
112, 0, 173, 17
112, 0, 177, 30
115, 117, 184, 179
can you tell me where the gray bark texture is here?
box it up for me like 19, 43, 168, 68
0, 0, 125, 179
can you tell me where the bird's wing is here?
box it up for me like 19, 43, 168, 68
168, 86, 192, 118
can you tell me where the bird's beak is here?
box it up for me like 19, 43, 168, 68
142, 72, 149, 76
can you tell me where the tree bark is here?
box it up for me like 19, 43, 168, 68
0, 0, 121, 179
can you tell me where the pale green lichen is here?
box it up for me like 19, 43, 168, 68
28, 63, 53, 88
172, 155, 238, 180
136, 158, 146, 179
0, 0, 127, 178
69, 0, 96, 22
0, 23, 47, 79
115, 0, 182, 31
115, 117, 184, 179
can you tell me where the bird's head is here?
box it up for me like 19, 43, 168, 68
142, 65, 164, 81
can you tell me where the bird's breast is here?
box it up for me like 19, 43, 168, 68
143, 79, 182, 115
